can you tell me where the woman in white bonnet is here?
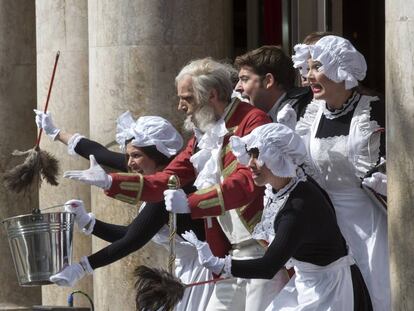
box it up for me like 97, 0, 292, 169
182, 123, 373, 310
34, 111, 213, 311
292, 35, 389, 311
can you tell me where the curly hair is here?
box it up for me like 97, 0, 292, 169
175, 57, 233, 107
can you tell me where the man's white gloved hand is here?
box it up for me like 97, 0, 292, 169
34, 109, 61, 140
164, 189, 190, 214
362, 172, 387, 196
181, 230, 225, 275
64, 199, 95, 234
276, 104, 297, 130
63, 155, 112, 190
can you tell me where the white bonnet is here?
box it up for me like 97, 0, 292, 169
115, 111, 183, 157
229, 123, 307, 178
292, 35, 367, 90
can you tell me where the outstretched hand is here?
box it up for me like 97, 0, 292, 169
63, 155, 112, 190
181, 230, 225, 275
181, 230, 205, 249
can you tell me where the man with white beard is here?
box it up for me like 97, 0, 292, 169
64, 57, 289, 310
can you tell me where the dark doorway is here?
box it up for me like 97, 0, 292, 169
232, 0, 283, 58
343, 0, 385, 96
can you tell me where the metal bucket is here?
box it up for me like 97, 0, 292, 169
2, 212, 74, 286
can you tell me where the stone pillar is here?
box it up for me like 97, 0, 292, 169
36, 0, 92, 308
0, 0, 40, 309
88, 1, 232, 309
386, 0, 414, 310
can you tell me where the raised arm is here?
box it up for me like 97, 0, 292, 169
74, 138, 127, 172
35, 110, 127, 172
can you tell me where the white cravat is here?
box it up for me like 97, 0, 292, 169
190, 118, 228, 189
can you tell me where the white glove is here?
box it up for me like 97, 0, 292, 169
50, 256, 93, 287
63, 155, 112, 190
164, 189, 190, 214
181, 230, 225, 275
362, 172, 387, 196
64, 199, 95, 235
277, 104, 297, 130
34, 109, 61, 140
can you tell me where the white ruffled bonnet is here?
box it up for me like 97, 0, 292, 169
292, 35, 367, 90
229, 123, 307, 178
115, 111, 183, 157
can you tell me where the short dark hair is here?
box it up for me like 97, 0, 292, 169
234, 46, 295, 91
303, 31, 334, 45
140, 145, 171, 165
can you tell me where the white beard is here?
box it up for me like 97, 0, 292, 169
184, 104, 217, 134
183, 116, 195, 133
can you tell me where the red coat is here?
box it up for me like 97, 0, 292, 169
105, 100, 271, 256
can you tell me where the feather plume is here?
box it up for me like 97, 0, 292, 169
134, 265, 185, 311
3, 147, 59, 194
39, 149, 59, 186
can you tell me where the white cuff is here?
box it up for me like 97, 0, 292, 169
104, 175, 113, 190
67, 133, 86, 155
82, 213, 96, 236
222, 255, 233, 277
80, 256, 94, 274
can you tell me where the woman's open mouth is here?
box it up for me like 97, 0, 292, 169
311, 84, 323, 94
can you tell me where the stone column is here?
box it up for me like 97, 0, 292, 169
36, 0, 92, 308
88, 1, 232, 309
0, 0, 40, 309
386, 0, 414, 310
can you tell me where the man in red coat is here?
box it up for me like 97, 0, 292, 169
64, 58, 289, 310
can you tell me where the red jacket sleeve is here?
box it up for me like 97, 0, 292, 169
105, 138, 197, 204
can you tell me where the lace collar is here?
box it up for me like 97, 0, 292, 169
252, 173, 307, 243
323, 91, 361, 120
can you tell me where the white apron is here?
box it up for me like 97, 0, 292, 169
266, 255, 355, 311
153, 225, 214, 311
296, 96, 390, 311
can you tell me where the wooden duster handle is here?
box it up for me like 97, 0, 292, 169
36, 51, 60, 148
167, 175, 180, 274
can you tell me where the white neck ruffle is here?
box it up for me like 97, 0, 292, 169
252, 172, 306, 243
190, 118, 228, 189
323, 91, 361, 120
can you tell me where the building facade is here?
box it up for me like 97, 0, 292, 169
0, 1, 412, 310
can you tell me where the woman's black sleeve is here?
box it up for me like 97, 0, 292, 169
230, 199, 306, 279
88, 201, 169, 269
74, 138, 128, 172
92, 220, 130, 242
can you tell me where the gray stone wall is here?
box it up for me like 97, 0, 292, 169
386, 0, 414, 310
0, 0, 40, 308
36, 0, 92, 308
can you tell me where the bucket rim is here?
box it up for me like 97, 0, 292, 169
2, 211, 74, 224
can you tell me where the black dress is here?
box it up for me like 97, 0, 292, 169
230, 177, 372, 311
